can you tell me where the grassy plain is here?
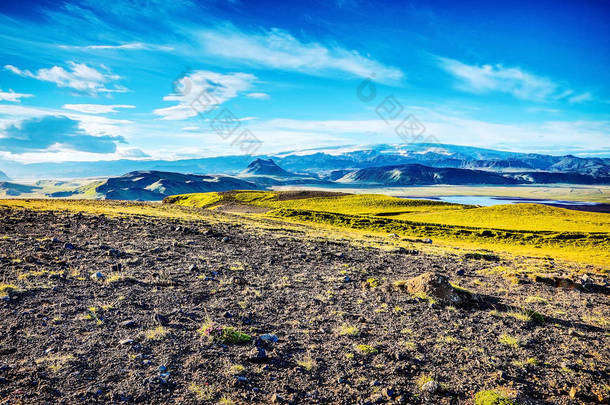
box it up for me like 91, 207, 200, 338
166, 191, 610, 269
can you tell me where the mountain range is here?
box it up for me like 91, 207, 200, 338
1, 143, 610, 201
2, 143, 609, 180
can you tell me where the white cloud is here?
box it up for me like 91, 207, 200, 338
197, 26, 404, 83
153, 70, 256, 120
59, 42, 174, 51
0, 89, 34, 103
117, 147, 150, 158
181, 126, 202, 131
437, 57, 590, 103
4, 62, 127, 95
568, 92, 593, 103
62, 104, 136, 114
246, 92, 270, 100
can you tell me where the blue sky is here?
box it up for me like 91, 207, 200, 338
0, 0, 609, 163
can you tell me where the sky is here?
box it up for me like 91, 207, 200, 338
0, 0, 609, 164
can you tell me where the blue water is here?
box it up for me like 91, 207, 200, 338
400, 195, 600, 207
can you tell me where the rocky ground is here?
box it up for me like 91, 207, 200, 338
0, 204, 608, 404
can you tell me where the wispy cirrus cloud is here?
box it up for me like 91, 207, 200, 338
58, 42, 174, 51
62, 104, 135, 114
197, 26, 404, 84
437, 56, 592, 103
4, 62, 127, 96
153, 70, 256, 120
0, 115, 125, 154
0, 89, 34, 103
246, 92, 270, 100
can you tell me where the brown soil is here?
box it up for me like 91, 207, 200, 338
0, 205, 608, 404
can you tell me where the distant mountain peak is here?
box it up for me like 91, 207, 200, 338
0, 170, 9, 181
242, 158, 294, 177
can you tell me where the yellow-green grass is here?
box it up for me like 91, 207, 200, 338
167, 191, 463, 214
395, 203, 610, 233
0, 199, 215, 221
164, 192, 223, 208
257, 193, 464, 215
265, 208, 609, 269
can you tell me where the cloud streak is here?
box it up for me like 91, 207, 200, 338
62, 104, 136, 114
437, 57, 592, 103
197, 26, 404, 83
58, 42, 174, 51
4, 62, 127, 96
0, 89, 34, 103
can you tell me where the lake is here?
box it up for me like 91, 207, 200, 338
399, 195, 610, 213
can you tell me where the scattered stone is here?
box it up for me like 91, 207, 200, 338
51, 237, 61, 243
388, 233, 399, 238
119, 339, 134, 345
259, 334, 279, 343
223, 311, 233, 318
108, 248, 121, 258
221, 236, 230, 243
91, 271, 105, 280
271, 393, 285, 403
120, 320, 137, 328
421, 238, 433, 244
421, 380, 439, 393
127, 258, 142, 266
456, 269, 465, 276
153, 313, 169, 325
394, 247, 418, 255
188, 264, 198, 272
384, 387, 396, 398
232, 276, 246, 285
344, 276, 352, 282
250, 346, 268, 362
64, 242, 75, 250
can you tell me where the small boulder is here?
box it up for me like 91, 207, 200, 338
399, 272, 472, 306
249, 346, 268, 362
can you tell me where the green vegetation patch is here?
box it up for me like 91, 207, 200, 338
474, 389, 516, 405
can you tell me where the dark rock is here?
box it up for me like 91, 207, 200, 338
384, 387, 396, 398
456, 269, 465, 276
250, 346, 268, 362
64, 243, 75, 250
152, 313, 169, 325
120, 320, 137, 328
108, 249, 121, 258
271, 393, 285, 403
